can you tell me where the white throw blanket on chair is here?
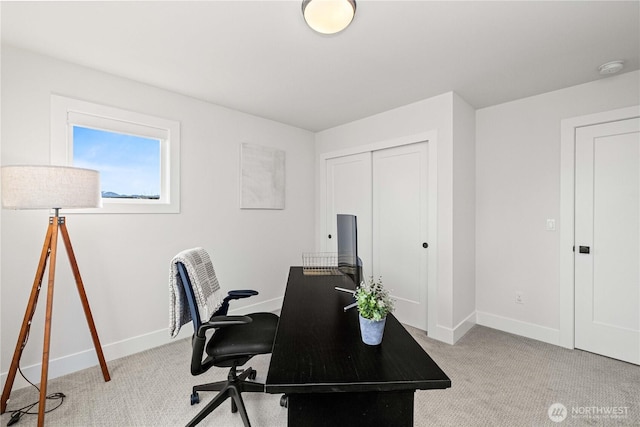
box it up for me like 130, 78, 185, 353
169, 247, 223, 338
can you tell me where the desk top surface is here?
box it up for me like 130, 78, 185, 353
265, 267, 451, 394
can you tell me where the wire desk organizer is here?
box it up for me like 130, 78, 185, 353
302, 252, 341, 275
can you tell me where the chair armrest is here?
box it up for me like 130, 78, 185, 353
215, 290, 260, 316
196, 315, 253, 338
228, 290, 259, 298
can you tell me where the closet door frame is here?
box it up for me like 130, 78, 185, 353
318, 130, 438, 334
560, 105, 640, 350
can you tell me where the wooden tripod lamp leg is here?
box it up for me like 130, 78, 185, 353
0, 220, 55, 414
59, 217, 111, 382
37, 219, 60, 426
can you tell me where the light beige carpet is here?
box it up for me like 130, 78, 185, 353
1, 325, 638, 426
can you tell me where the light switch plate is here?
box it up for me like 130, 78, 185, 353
546, 219, 556, 231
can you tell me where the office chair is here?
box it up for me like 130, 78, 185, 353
171, 248, 279, 427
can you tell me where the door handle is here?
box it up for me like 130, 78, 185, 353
422, 242, 429, 248
578, 246, 590, 254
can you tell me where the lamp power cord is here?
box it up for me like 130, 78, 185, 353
5, 366, 66, 426
5, 325, 66, 426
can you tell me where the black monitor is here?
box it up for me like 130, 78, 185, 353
337, 214, 362, 285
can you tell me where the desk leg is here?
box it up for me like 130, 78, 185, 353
287, 390, 414, 427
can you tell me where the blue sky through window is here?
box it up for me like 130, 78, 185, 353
73, 126, 161, 198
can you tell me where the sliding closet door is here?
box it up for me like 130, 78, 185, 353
324, 152, 372, 273
373, 143, 428, 330
322, 142, 429, 330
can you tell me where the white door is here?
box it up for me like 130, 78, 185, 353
574, 117, 640, 364
372, 143, 428, 330
324, 152, 372, 272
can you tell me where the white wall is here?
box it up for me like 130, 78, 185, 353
0, 46, 316, 385
475, 70, 640, 344
452, 93, 476, 340
315, 91, 476, 344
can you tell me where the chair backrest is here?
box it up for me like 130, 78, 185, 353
176, 262, 203, 332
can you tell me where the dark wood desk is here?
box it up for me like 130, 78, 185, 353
265, 267, 451, 426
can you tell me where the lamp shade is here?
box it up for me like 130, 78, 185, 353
302, 0, 356, 35
1, 165, 102, 209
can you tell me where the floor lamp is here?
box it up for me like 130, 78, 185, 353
0, 165, 111, 426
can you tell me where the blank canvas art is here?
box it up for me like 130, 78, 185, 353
240, 143, 285, 209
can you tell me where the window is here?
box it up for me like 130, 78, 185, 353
73, 127, 161, 200
51, 95, 180, 213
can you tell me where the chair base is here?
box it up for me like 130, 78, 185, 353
186, 366, 264, 427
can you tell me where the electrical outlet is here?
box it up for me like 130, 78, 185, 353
515, 292, 524, 304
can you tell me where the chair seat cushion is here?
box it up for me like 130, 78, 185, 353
206, 312, 279, 365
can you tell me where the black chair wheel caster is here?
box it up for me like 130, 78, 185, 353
231, 399, 238, 413
190, 392, 200, 405
249, 370, 257, 380
280, 395, 288, 408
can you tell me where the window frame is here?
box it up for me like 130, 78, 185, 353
51, 95, 180, 214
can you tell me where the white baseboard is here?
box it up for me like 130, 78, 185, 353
453, 312, 477, 343
428, 311, 477, 345
0, 327, 192, 393
476, 311, 560, 346
426, 325, 452, 344
1, 296, 283, 392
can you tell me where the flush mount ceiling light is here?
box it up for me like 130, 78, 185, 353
302, 0, 356, 35
599, 60, 624, 75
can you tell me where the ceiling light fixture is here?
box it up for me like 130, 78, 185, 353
302, 0, 356, 35
599, 60, 624, 75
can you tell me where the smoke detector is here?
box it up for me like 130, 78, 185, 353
599, 60, 624, 75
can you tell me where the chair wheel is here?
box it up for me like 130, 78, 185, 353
191, 392, 200, 405
249, 370, 257, 380
280, 395, 288, 408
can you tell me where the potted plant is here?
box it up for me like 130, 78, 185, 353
354, 277, 395, 345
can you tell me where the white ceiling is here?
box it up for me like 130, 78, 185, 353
2, 1, 639, 132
